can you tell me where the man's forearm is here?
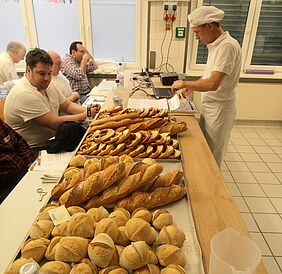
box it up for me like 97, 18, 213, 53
66, 102, 86, 115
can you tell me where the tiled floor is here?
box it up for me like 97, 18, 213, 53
221, 124, 282, 274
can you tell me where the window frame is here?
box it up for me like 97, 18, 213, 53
186, 0, 282, 79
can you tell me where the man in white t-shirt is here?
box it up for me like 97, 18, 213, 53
4, 48, 100, 152
0, 41, 26, 84
48, 50, 80, 102
172, 6, 242, 167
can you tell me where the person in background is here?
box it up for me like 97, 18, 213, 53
0, 41, 26, 84
0, 119, 35, 203
172, 6, 242, 167
4, 48, 100, 154
61, 41, 98, 103
48, 50, 80, 102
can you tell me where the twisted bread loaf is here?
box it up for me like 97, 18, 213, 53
115, 184, 187, 212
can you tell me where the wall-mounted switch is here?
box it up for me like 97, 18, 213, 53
176, 27, 186, 38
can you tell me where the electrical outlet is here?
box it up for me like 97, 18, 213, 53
176, 27, 186, 38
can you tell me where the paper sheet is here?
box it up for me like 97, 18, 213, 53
127, 97, 168, 110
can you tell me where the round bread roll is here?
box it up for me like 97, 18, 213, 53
109, 209, 130, 227
37, 204, 58, 221
67, 206, 86, 215
45, 236, 62, 260
70, 258, 98, 274
148, 248, 158, 265
39, 261, 71, 274
99, 266, 128, 274
159, 225, 185, 248
21, 238, 50, 262
119, 241, 150, 270
160, 264, 186, 274
152, 210, 173, 230
88, 233, 115, 268
5, 257, 37, 274
116, 226, 131, 246
51, 221, 69, 237
55, 236, 88, 262
67, 213, 94, 238
156, 244, 186, 268
108, 245, 124, 266
87, 206, 109, 222
125, 218, 156, 245
95, 218, 119, 242
29, 219, 54, 239
131, 208, 152, 223
134, 264, 160, 274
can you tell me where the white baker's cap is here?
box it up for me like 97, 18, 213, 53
188, 6, 224, 27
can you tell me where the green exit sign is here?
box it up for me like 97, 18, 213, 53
176, 27, 186, 38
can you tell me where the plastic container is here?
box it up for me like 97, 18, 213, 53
209, 228, 261, 274
112, 79, 123, 106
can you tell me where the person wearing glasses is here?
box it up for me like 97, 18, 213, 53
172, 6, 242, 167
61, 41, 98, 103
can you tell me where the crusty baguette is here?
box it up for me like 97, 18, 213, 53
50, 172, 82, 200
139, 170, 183, 192
89, 118, 143, 133
84, 163, 163, 209
115, 184, 187, 212
59, 162, 125, 207
90, 112, 140, 127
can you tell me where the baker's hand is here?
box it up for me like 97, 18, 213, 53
172, 80, 185, 91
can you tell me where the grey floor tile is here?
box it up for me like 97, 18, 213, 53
262, 257, 282, 274
253, 214, 282, 233
226, 162, 250, 172
224, 152, 243, 161
240, 153, 263, 162
260, 154, 282, 163
267, 163, 282, 173
233, 197, 249, 212
246, 162, 272, 173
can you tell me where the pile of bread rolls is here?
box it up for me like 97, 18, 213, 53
6, 206, 187, 274
49, 155, 186, 211
77, 107, 187, 159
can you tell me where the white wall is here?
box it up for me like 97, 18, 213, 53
147, 1, 282, 122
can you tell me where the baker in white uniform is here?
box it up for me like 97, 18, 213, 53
172, 6, 242, 167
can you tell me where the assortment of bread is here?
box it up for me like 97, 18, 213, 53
7, 205, 188, 273
5, 107, 193, 273
76, 107, 187, 159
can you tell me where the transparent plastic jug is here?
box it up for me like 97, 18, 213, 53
209, 228, 261, 274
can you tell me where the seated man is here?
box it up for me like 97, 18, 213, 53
0, 119, 35, 203
0, 41, 26, 84
48, 50, 80, 102
4, 48, 100, 153
61, 41, 97, 103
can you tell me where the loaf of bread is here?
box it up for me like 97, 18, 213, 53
119, 241, 149, 270
67, 213, 95, 238
70, 258, 98, 274
160, 264, 186, 274
21, 238, 50, 262
29, 219, 54, 239
131, 207, 152, 223
67, 206, 86, 215
94, 218, 119, 243
51, 221, 69, 237
60, 162, 125, 207
88, 233, 116, 268
108, 209, 130, 227
45, 236, 62, 260
87, 206, 109, 222
51, 171, 82, 200
39, 261, 71, 274
115, 184, 187, 212
90, 112, 140, 127
156, 244, 186, 268
152, 209, 173, 230
134, 264, 160, 274
84, 158, 101, 178
159, 225, 185, 248
115, 226, 131, 246
99, 266, 128, 274
141, 170, 183, 192
69, 155, 87, 167
125, 218, 156, 245
37, 204, 58, 221
55, 236, 88, 262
